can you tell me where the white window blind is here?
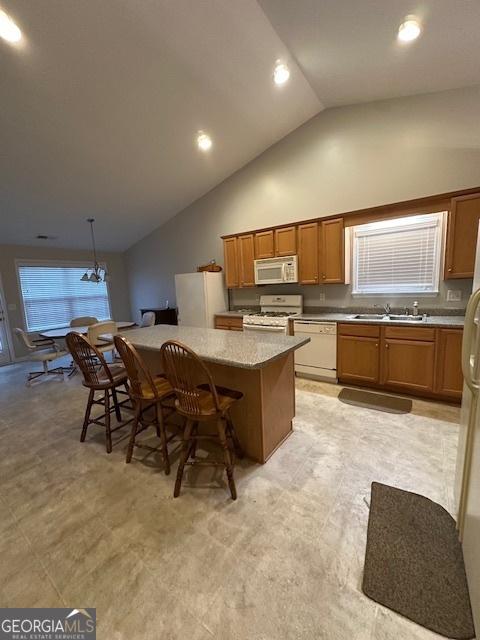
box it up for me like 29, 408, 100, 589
17, 263, 111, 332
352, 213, 444, 294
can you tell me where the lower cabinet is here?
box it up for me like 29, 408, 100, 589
337, 323, 463, 401
214, 315, 243, 331
434, 328, 463, 399
381, 338, 435, 393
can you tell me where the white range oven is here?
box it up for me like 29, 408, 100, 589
242, 294, 303, 335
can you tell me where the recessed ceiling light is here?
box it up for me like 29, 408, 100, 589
398, 16, 421, 42
0, 9, 22, 43
273, 61, 290, 86
197, 131, 212, 152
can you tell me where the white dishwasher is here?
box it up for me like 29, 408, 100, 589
293, 320, 337, 382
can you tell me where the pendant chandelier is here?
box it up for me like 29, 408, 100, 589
80, 218, 109, 283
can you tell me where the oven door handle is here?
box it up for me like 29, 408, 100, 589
243, 324, 286, 332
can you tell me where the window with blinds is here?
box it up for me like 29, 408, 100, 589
352, 213, 444, 294
17, 263, 111, 332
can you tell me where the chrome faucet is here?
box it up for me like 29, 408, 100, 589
383, 302, 391, 315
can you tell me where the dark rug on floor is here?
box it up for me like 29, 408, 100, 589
363, 482, 475, 639
338, 388, 412, 414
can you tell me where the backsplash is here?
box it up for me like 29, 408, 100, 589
230, 279, 472, 314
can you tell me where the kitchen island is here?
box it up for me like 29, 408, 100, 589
121, 325, 309, 463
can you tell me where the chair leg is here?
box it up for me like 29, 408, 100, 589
174, 419, 193, 498
218, 417, 237, 500
226, 412, 244, 459
105, 390, 112, 454
126, 403, 141, 463
155, 403, 170, 476
112, 387, 122, 422
81, 389, 95, 442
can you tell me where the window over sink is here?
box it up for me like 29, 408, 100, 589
351, 212, 445, 295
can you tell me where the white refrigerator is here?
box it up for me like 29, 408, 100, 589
455, 223, 480, 631
174, 272, 227, 328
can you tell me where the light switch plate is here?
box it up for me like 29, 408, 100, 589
446, 290, 461, 302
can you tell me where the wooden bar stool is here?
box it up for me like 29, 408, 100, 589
114, 335, 176, 474
66, 332, 131, 453
160, 340, 244, 500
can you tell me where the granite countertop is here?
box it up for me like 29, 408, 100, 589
293, 313, 465, 328
122, 325, 309, 370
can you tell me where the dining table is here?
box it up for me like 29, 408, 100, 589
39, 321, 136, 376
38, 321, 136, 340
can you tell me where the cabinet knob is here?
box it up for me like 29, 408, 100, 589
385, 343, 389, 349
375, 343, 378, 348
448, 267, 452, 272
322, 274, 326, 279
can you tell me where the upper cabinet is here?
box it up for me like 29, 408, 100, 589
445, 193, 480, 279
254, 230, 274, 259
298, 222, 319, 285
319, 218, 344, 283
238, 234, 255, 287
275, 226, 297, 257
223, 237, 239, 288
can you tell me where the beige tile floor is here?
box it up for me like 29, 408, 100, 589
0, 359, 461, 640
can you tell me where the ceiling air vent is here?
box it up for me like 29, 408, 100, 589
36, 234, 58, 240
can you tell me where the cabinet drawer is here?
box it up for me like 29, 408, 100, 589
338, 323, 380, 338
214, 315, 243, 330
384, 326, 435, 341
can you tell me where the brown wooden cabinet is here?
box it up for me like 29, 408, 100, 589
338, 322, 462, 401
214, 315, 243, 331
238, 234, 255, 287
319, 218, 344, 283
445, 193, 480, 278
435, 328, 463, 399
275, 226, 297, 257
223, 237, 239, 288
254, 230, 275, 259
337, 335, 380, 384
381, 338, 435, 393
298, 222, 319, 284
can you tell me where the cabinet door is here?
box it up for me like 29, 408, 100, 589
238, 234, 255, 287
338, 335, 380, 384
255, 230, 275, 259
435, 329, 463, 399
298, 222, 319, 285
445, 194, 480, 278
275, 226, 297, 257
223, 237, 239, 288
382, 339, 435, 392
319, 218, 344, 283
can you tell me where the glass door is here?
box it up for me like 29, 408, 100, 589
0, 282, 12, 365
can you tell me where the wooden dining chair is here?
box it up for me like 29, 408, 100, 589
114, 335, 177, 473
66, 332, 131, 453
160, 340, 244, 500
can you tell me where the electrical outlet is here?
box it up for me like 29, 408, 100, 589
318, 292, 325, 302
446, 290, 461, 302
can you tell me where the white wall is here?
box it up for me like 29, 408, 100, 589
0, 244, 131, 359
126, 86, 480, 318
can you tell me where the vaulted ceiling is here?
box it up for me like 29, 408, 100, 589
1, 0, 479, 251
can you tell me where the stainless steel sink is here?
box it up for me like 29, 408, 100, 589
388, 314, 424, 322
352, 313, 424, 322
352, 314, 386, 320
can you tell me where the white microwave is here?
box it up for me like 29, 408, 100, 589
254, 255, 298, 285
